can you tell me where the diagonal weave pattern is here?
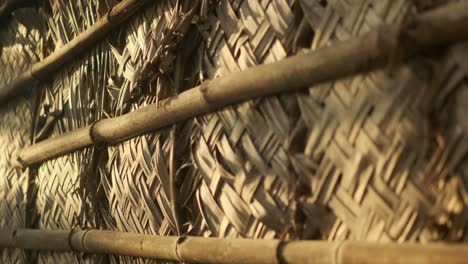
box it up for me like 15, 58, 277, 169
409, 42, 468, 242
0, 8, 43, 264
188, 0, 468, 242
1, 0, 468, 263
99, 1, 201, 263
189, 0, 305, 239
32, 0, 114, 263
292, 0, 467, 242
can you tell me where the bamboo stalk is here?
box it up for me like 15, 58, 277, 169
0, 0, 152, 104
0, 0, 35, 20
0, 228, 467, 263
15, 1, 468, 167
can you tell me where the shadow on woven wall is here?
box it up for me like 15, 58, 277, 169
0, 6, 44, 264
1, 1, 468, 264
188, 0, 468, 242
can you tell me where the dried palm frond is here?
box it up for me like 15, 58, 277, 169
32, 0, 115, 263
14, 0, 468, 168
414, 42, 468, 242
188, 0, 304, 239
188, 0, 468, 243
98, 1, 201, 263
0, 7, 43, 264
290, 0, 468, 242
2, 0, 468, 263
0, 0, 154, 105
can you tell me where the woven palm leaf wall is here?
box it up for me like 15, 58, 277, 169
0, 7, 43, 263
98, 1, 200, 263
0, 0, 467, 263
32, 0, 114, 262
185, 0, 468, 242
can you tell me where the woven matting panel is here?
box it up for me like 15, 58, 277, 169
1, 0, 468, 264
32, 0, 114, 263
187, 0, 468, 242
99, 1, 200, 263
190, 0, 299, 239
0, 8, 43, 263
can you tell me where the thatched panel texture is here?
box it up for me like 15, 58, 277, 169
1, 0, 468, 263
188, 0, 468, 243
32, 0, 115, 263
97, 1, 201, 263
290, 0, 468, 242
0, 7, 43, 263
189, 0, 300, 238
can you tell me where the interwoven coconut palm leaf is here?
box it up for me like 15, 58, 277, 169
98, 1, 201, 263
422, 42, 468, 242
294, 0, 467, 242
1, 0, 468, 263
189, 0, 300, 239
32, 0, 114, 263
187, 0, 468, 242
0, 8, 43, 263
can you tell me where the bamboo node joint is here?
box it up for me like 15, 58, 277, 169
175, 236, 188, 261
89, 121, 105, 148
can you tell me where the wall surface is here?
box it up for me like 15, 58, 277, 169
0, 0, 467, 263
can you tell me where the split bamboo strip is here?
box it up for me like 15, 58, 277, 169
0, 0, 34, 20
0, 0, 152, 104
15, 1, 468, 167
0, 228, 466, 264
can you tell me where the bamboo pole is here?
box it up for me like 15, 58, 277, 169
0, 228, 467, 264
0, 0, 35, 20
14, 1, 468, 167
0, 0, 152, 104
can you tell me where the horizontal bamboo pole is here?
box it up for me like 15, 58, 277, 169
0, 0, 34, 20
0, 228, 467, 264
15, 1, 468, 167
0, 0, 152, 104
